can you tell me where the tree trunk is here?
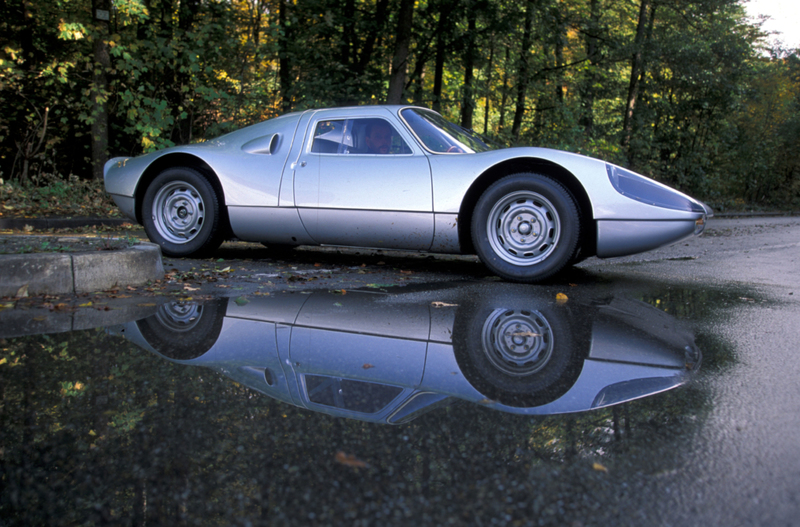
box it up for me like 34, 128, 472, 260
278, 0, 293, 112
91, 0, 111, 181
554, 7, 565, 103
460, 7, 478, 129
498, 47, 511, 135
511, 0, 535, 142
356, 0, 390, 76
432, 5, 450, 113
621, 0, 652, 151
483, 41, 494, 135
579, 0, 600, 134
387, 0, 415, 104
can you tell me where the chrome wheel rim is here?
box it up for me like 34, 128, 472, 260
486, 190, 560, 266
480, 308, 554, 376
152, 181, 205, 244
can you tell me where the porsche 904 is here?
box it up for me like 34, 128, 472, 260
104, 106, 712, 282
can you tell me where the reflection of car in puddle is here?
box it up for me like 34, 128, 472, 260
113, 283, 701, 424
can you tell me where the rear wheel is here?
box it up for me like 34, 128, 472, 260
472, 173, 580, 282
142, 167, 225, 257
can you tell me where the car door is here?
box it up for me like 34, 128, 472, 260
293, 111, 434, 250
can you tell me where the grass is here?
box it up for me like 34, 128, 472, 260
0, 234, 140, 255
1, 174, 120, 219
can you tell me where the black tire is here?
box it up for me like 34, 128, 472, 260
137, 299, 227, 360
471, 173, 580, 282
142, 167, 225, 257
452, 296, 587, 408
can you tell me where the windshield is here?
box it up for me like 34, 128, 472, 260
400, 108, 494, 154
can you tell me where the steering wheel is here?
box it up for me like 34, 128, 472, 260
446, 145, 464, 153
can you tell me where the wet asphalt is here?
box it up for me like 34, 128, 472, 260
1, 216, 799, 525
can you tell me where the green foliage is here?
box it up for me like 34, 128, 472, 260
0, 173, 119, 217
0, 0, 798, 208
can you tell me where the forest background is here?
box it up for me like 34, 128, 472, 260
1, 0, 798, 212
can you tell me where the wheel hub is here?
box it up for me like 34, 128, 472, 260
481, 308, 554, 376
154, 302, 203, 332
486, 191, 560, 266
152, 182, 206, 244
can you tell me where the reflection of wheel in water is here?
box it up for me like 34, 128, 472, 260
480, 308, 555, 377
453, 299, 587, 407
137, 298, 227, 360
154, 302, 204, 333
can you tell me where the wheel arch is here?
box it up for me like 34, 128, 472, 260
134, 153, 229, 234
458, 157, 596, 258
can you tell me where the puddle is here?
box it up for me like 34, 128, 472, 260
0, 280, 751, 524
111, 283, 700, 422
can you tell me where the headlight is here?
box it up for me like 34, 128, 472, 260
606, 164, 705, 213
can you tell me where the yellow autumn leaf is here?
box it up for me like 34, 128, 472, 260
556, 293, 568, 304
593, 462, 608, 473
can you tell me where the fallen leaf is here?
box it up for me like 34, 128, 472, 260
511, 331, 541, 337
478, 398, 496, 405
335, 451, 369, 468
184, 285, 199, 291
593, 462, 608, 473
399, 270, 413, 274
15, 284, 29, 298
234, 296, 249, 306
362, 363, 374, 369
431, 301, 458, 308
556, 293, 568, 304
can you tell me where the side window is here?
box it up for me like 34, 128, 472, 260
305, 375, 403, 414
311, 118, 411, 155
311, 120, 350, 154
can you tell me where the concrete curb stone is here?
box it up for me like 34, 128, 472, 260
0, 299, 164, 339
1, 243, 164, 297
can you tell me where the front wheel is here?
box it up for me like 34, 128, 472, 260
142, 167, 225, 257
471, 173, 580, 282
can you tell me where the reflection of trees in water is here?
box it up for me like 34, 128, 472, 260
637, 286, 741, 372
1, 328, 712, 525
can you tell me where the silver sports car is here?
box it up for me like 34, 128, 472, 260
104, 105, 712, 282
